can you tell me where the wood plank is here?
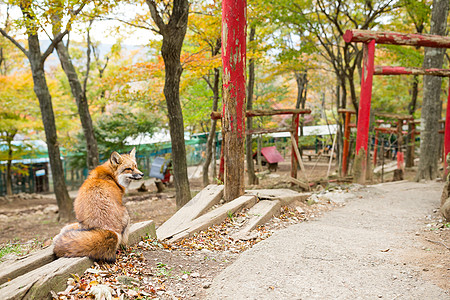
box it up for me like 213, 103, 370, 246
374, 66, 450, 77
211, 109, 312, 120
288, 177, 310, 190
232, 200, 281, 240
290, 132, 310, 186
247, 127, 293, 135
167, 195, 257, 243
374, 112, 414, 120
344, 29, 450, 48
246, 109, 311, 117
156, 184, 224, 240
0, 220, 156, 292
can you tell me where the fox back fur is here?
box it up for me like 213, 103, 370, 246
53, 148, 143, 262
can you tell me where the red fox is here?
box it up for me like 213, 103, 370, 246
53, 148, 143, 262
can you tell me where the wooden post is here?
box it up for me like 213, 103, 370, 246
410, 122, 416, 167
218, 139, 224, 183
342, 111, 352, 177
257, 134, 262, 171
327, 132, 337, 177
291, 114, 300, 179
222, 0, 246, 201
445, 82, 450, 176
354, 40, 375, 183
290, 132, 309, 183
396, 119, 403, 170
381, 137, 385, 183
373, 130, 379, 166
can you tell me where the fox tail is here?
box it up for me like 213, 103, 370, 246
53, 228, 119, 263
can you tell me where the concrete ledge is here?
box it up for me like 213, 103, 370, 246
168, 195, 257, 243
0, 220, 156, 298
245, 189, 311, 205
0, 257, 93, 300
0, 247, 56, 286
157, 184, 224, 240
128, 220, 157, 244
232, 200, 281, 240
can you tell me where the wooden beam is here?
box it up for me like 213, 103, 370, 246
374, 112, 414, 120
247, 127, 293, 135
288, 177, 310, 190
337, 108, 356, 114
211, 108, 312, 120
344, 29, 450, 48
374, 66, 450, 77
246, 109, 311, 117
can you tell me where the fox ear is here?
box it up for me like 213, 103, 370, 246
110, 151, 122, 167
129, 147, 136, 160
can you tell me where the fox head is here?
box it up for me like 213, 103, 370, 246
109, 147, 144, 188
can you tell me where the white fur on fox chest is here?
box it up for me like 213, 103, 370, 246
118, 173, 133, 188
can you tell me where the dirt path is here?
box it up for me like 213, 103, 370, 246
207, 181, 450, 299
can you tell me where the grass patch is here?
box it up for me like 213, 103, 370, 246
0, 239, 43, 261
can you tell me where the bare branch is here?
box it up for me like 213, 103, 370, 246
83, 20, 93, 94
0, 28, 29, 57
146, 0, 166, 33
203, 74, 213, 90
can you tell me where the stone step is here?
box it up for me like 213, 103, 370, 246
156, 184, 224, 240
232, 200, 281, 241
0, 220, 156, 298
245, 189, 311, 205
167, 195, 257, 243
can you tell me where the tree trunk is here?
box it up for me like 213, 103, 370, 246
27, 33, 74, 221
202, 38, 221, 187
6, 137, 13, 196
202, 67, 220, 186
347, 71, 359, 113
246, 26, 257, 185
54, 39, 99, 170
416, 0, 449, 181
295, 70, 308, 159
147, 0, 191, 208
222, 0, 246, 201
406, 75, 419, 168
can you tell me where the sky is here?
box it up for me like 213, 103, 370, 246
0, 2, 158, 47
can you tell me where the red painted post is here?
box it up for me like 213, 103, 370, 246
291, 114, 300, 179
444, 83, 450, 176
374, 66, 450, 77
373, 130, 379, 166
342, 112, 351, 177
222, 0, 246, 201
355, 40, 375, 183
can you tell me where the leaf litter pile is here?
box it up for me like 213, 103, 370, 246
52, 188, 348, 300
